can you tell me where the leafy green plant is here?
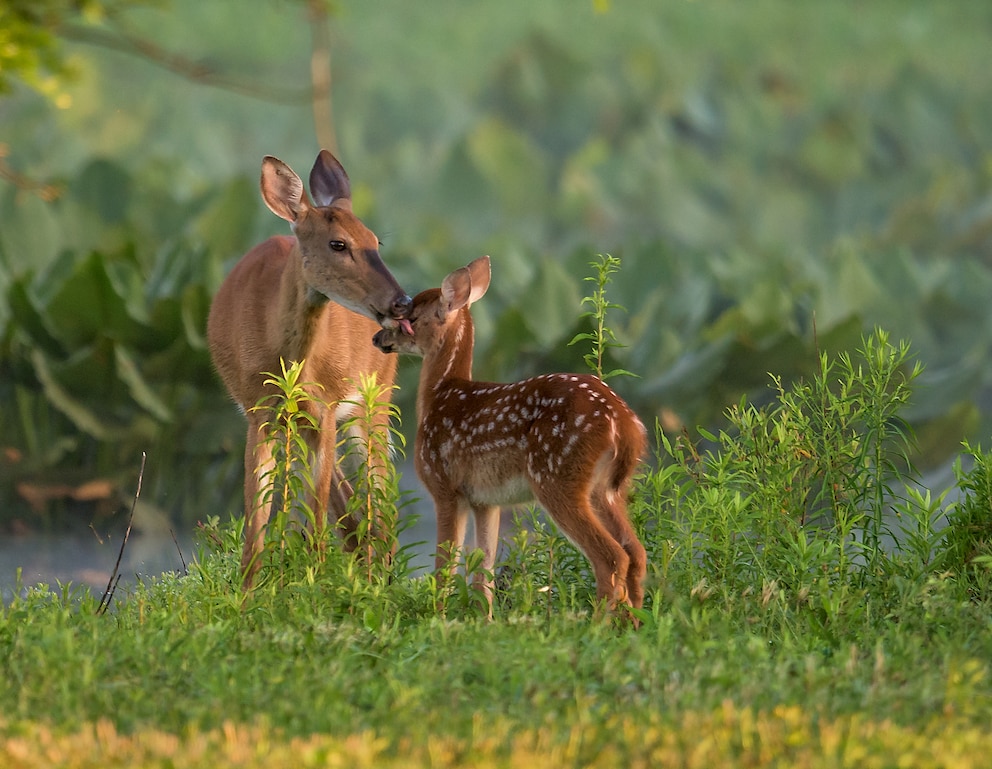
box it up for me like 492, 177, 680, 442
495, 505, 593, 621
427, 545, 493, 620
936, 441, 992, 598
641, 329, 925, 611
338, 372, 414, 583
568, 253, 636, 381
250, 359, 324, 583
245, 365, 422, 593
0, 165, 245, 529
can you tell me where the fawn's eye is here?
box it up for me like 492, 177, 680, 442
329, 240, 347, 252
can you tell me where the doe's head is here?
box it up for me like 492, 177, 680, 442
260, 150, 413, 326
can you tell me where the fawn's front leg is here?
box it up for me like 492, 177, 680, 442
472, 504, 501, 619
433, 492, 470, 578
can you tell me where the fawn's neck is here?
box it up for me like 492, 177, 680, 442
417, 310, 475, 425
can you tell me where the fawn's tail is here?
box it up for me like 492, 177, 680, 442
611, 409, 648, 494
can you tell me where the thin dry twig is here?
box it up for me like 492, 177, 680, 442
170, 528, 188, 576
57, 23, 312, 105
307, 0, 337, 153
97, 452, 146, 615
0, 149, 63, 201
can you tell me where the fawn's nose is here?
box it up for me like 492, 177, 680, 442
372, 328, 391, 352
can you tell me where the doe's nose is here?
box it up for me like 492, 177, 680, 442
391, 293, 413, 319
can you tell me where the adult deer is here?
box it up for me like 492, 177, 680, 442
373, 256, 647, 618
208, 150, 412, 587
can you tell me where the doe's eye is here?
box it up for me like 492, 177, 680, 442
329, 240, 347, 252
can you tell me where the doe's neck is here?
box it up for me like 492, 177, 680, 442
276, 249, 327, 361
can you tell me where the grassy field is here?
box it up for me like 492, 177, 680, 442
2, 524, 991, 767
3, 329, 992, 766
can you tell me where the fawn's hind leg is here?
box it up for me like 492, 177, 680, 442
591, 486, 646, 609
537, 483, 632, 609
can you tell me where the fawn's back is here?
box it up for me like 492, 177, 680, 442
418, 373, 645, 506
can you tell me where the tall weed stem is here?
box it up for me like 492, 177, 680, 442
339, 372, 406, 583
568, 253, 636, 380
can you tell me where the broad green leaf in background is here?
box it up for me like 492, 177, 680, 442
73, 158, 133, 225
191, 175, 260, 266
29, 349, 109, 441
515, 257, 581, 349
115, 344, 172, 422
466, 117, 549, 217
0, 186, 64, 279
5, 277, 63, 356
41, 250, 147, 348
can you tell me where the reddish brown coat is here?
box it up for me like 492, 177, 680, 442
374, 256, 647, 616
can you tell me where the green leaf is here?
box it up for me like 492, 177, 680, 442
192, 176, 259, 261
180, 286, 209, 351
72, 158, 132, 225
43, 251, 147, 347
115, 345, 172, 422
603, 367, 639, 381
517, 258, 581, 348
0, 186, 63, 278
6, 277, 63, 356
697, 426, 718, 442
30, 349, 108, 440
466, 117, 549, 215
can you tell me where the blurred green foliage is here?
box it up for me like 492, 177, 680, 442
1, 0, 991, 528
0, 0, 158, 95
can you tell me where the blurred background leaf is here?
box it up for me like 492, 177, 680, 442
1, 0, 991, 532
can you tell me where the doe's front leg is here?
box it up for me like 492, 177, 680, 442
241, 415, 276, 588
302, 417, 345, 555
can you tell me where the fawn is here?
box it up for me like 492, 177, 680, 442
373, 255, 647, 617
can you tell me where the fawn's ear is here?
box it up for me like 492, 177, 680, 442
440, 256, 491, 318
466, 255, 491, 306
440, 267, 472, 317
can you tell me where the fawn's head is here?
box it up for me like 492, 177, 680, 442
373, 255, 491, 356
260, 150, 412, 327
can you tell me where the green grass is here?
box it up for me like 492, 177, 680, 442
3, 328, 992, 766
1, 541, 990, 766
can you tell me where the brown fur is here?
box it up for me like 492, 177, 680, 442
374, 256, 647, 617
208, 151, 410, 587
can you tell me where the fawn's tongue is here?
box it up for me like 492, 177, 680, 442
398, 319, 414, 336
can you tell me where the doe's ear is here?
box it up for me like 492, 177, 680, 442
260, 156, 310, 222
309, 150, 353, 210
